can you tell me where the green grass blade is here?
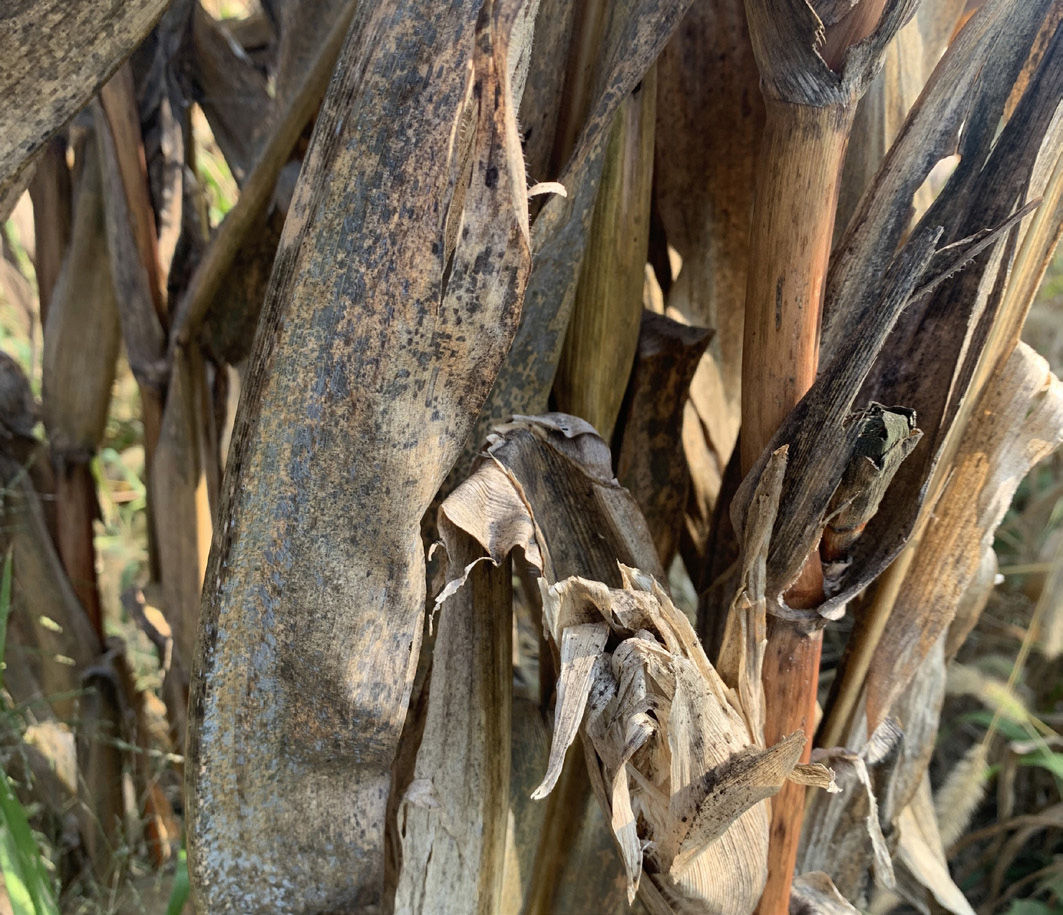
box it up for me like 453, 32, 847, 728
166, 848, 189, 915
0, 550, 58, 915
0, 771, 59, 915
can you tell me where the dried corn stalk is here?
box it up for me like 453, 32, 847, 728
187, 0, 532, 908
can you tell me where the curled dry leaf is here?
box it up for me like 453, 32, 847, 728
800, 719, 901, 903
821, 404, 922, 588
433, 417, 836, 913
535, 570, 831, 911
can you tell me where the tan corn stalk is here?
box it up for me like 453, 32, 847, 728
186, 1, 532, 906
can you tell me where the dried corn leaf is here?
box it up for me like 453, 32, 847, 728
466, 0, 693, 469
851, 15, 1063, 489
394, 554, 512, 914
28, 138, 71, 323
791, 871, 861, 914
805, 629, 951, 905
0, 0, 170, 202
835, 0, 966, 240
436, 421, 834, 913
814, 344, 1057, 904
944, 547, 997, 660
516, 0, 576, 182
171, 4, 357, 354
77, 644, 130, 880
0, 361, 127, 877
799, 720, 901, 903
816, 8, 1063, 752
267, 0, 352, 108
730, 233, 939, 620
499, 694, 551, 912
42, 140, 121, 628
186, 0, 532, 908
536, 570, 829, 911
616, 312, 712, 568
888, 775, 975, 915
877, 637, 948, 826
0, 456, 100, 720
813, 16, 1063, 621
730, 15, 1062, 627
825, 0, 1056, 360
654, 0, 763, 556
153, 345, 213, 668
42, 142, 120, 457
133, 3, 193, 285
200, 198, 289, 365
866, 342, 1063, 726
554, 67, 656, 441
715, 447, 788, 743
151, 346, 214, 750
432, 413, 660, 913
94, 72, 168, 443
190, 5, 273, 184
488, 414, 665, 585
431, 418, 829, 909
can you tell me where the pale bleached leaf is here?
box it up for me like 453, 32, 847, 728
792, 871, 862, 914
531, 622, 610, 800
